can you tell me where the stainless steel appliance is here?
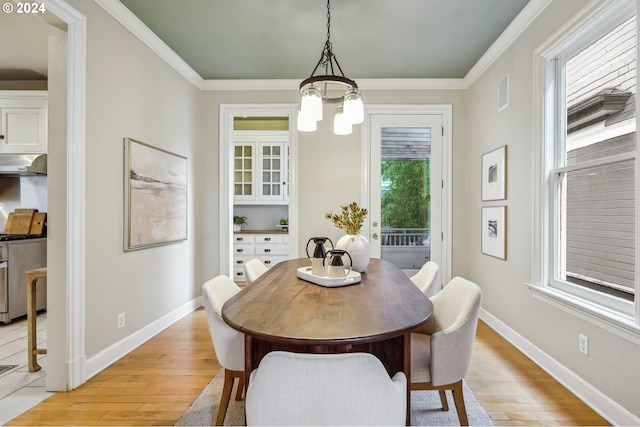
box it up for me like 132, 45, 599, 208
0, 236, 46, 324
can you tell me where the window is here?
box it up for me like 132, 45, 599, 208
536, 0, 638, 323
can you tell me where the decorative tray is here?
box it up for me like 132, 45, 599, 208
297, 266, 361, 287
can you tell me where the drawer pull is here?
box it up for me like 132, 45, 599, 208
236, 237, 244, 242
236, 248, 244, 253
264, 248, 271, 253
236, 272, 244, 277
264, 260, 271, 265
264, 237, 271, 241
236, 260, 243, 264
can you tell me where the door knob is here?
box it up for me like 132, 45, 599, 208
372, 222, 378, 227
372, 233, 379, 240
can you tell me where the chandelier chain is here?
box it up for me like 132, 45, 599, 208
326, 0, 331, 42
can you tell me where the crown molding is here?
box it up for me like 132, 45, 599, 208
200, 78, 467, 91
94, 0, 204, 89
464, 0, 553, 86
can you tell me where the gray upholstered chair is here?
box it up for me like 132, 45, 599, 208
410, 260, 440, 298
245, 351, 406, 426
244, 258, 268, 284
410, 276, 482, 426
202, 275, 244, 425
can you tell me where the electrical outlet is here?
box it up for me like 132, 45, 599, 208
579, 334, 589, 355
117, 312, 126, 329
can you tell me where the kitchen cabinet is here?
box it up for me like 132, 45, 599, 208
0, 91, 47, 154
233, 131, 288, 204
232, 232, 289, 282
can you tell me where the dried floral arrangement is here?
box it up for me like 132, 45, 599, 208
325, 202, 368, 235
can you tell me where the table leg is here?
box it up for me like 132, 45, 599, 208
403, 332, 411, 426
244, 334, 253, 392
27, 275, 40, 372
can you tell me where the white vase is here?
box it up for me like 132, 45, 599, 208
336, 234, 370, 273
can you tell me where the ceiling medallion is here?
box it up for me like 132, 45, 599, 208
297, 0, 364, 135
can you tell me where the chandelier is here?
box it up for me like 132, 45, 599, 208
297, 0, 364, 135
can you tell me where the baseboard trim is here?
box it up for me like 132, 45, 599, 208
480, 308, 640, 426
84, 297, 201, 381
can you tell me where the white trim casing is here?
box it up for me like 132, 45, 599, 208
218, 104, 299, 279
360, 104, 453, 285
43, 0, 87, 391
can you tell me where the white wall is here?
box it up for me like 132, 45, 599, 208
64, 0, 202, 358
200, 89, 467, 286
466, 0, 640, 421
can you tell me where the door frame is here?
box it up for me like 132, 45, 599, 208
361, 104, 452, 284
219, 104, 299, 278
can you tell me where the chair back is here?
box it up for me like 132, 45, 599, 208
202, 275, 244, 371
410, 261, 440, 298
422, 276, 482, 386
244, 258, 268, 284
245, 351, 406, 426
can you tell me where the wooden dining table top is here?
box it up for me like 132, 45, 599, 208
222, 258, 433, 346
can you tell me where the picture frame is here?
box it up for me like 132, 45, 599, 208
481, 206, 507, 260
124, 138, 187, 251
481, 145, 507, 201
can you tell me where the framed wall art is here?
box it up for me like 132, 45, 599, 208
481, 206, 506, 260
124, 138, 187, 251
481, 145, 507, 201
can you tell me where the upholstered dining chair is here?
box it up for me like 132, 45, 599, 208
410, 276, 482, 426
202, 275, 244, 426
244, 258, 268, 284
410, 261, 441, 298
245, 351, 406, 426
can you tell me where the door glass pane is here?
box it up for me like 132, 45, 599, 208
380, 127, 431, 270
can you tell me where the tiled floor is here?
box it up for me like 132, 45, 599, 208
0, 313, 52, 425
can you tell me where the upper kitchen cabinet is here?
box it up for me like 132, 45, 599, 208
234, 131, 289, 205
0, 91, 47, 154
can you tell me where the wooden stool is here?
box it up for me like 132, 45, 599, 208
26, 267, 47, 372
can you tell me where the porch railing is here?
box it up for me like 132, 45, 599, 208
381, 228, 430, 246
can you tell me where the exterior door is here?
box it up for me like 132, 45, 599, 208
368, 114, 443, 274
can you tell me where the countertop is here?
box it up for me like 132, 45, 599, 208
234, 229, 288, 235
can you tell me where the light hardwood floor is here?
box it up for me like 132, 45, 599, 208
7, 309, 609, 426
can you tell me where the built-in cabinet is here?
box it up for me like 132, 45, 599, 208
233, 131, 289, 204
232, 232, 289, 281
0, 91, 47, 154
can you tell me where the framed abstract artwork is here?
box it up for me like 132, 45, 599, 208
124, 138, 187, 251
481, 145, 507, 201
481, 206, 506, 260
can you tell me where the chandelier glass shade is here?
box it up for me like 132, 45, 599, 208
297, 0, 364, 135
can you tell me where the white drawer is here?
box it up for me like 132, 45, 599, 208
255, 245, 288, 255
233, 267, 247, 281
255, 234, 283, 244
233, 235, 254, 244
233, 245, 253, 255
259, 256, 288, 268
233, 256, 252, 268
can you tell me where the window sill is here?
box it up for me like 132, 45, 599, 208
525, 283, 640, 345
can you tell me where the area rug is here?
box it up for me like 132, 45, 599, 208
175, 370, 494, 426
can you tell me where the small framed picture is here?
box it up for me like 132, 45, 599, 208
482, 206, 506, 260
481, 145, 507, 201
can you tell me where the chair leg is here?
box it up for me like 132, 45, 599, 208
216, 369, 234, 426
451, 380, 469, 426
438, 389, 449, 411
234, 372, 244, 401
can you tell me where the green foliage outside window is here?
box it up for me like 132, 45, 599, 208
381, 160, 430, 229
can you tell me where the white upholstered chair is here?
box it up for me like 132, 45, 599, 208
410, 276, 482, 426
245, 351, 406, 426
202, 275, 244, 425
244, 258, 268, 284
410, 260, 441, 298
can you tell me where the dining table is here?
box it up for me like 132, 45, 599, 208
222, 257, 432, 423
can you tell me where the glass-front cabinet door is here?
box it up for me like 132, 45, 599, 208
233, 131, 289, 204
233, 143, 255, 201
